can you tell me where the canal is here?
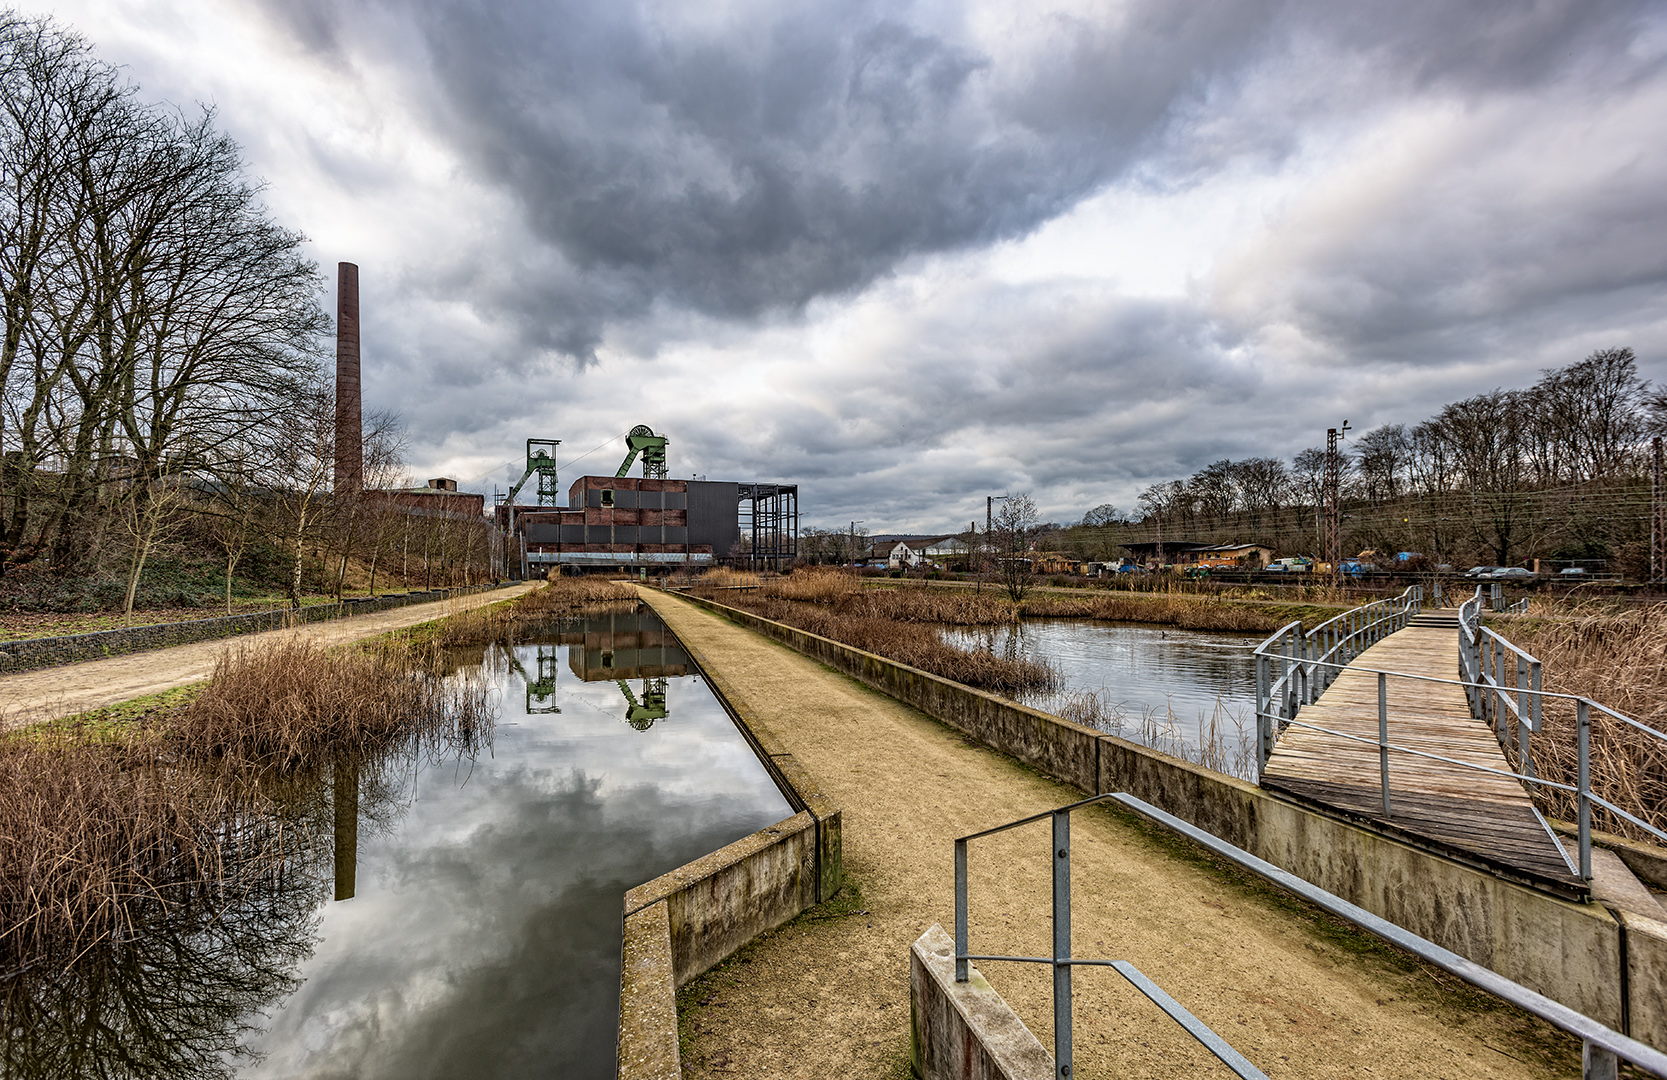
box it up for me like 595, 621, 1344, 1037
1, 607, 791, 1080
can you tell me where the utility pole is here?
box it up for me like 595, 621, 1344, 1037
849, 520, 864, 566
1325, 421, 1351, 582
1652, 436, 1665, 584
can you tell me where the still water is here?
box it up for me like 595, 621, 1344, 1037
944, 620, 1260, 766
1, 608, 791, 1080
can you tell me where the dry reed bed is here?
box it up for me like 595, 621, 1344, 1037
1, 634, 496, 973
701, 575, 1056, 693
1052, 688, 1258, 780
431, 578, 641, 648
1504, 604, 1667, 841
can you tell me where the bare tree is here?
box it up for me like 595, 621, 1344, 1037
993, 493, 1037, 601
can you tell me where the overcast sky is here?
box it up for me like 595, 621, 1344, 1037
22, 0, 1667, 532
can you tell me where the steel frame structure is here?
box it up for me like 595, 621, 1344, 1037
738, 483, 798, 570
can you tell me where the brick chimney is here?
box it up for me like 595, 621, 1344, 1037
334, 261, 362, 492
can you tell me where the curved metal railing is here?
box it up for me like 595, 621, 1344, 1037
1254, 585, 1422, 768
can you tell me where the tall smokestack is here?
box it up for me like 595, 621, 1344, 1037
334, 262, 362, 492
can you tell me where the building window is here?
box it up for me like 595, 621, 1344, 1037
601, 489, 615, 508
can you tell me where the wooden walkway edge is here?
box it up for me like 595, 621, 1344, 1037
1259, 612, 1587, 898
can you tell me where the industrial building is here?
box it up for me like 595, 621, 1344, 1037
496, 428, 798, 575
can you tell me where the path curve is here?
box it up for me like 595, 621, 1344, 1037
0, 584, 538, 730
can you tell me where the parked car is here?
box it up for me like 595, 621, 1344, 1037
1559, 566, 1588, 577
1338, 560, 1379, 576
1464, 566, 1502, 578
1487, 567, 1535, 580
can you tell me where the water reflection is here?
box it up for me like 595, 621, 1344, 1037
946, 620, 1259, 765
0, 606, 787, 1080
0, 817, 321, 1080
237, 606, 784, 1080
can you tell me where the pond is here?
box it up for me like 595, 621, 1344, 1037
944, 620, 1261, 774
0, 607, 792, 1080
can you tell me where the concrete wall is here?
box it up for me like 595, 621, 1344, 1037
614, 614, 843, 1078
0, 583, 512, 674
911, 924, 1052, 1080
670, 590, 1663, 1047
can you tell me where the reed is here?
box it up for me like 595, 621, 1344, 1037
0, 739, 272, 968
429, 578, 640, 647
703, 591, 1057, 693
1506, 604, 1667, 841
1051, 689, 1257, 780
174, 638, 493, 768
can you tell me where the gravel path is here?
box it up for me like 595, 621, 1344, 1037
639, 589, 1578, 1080
0, 584, 538, 730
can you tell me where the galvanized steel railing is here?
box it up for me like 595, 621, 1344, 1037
1254, 585, 1422, 768
1110, 794, 1667, 1080
954, 794, 1269, 1080
1252, 587, 1667, 882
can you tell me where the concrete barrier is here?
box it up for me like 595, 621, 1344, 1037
614, 611, 843, 1078
911, 924, 1051, 1080
669, 590, 1663, 1046
0, 582, 512, 674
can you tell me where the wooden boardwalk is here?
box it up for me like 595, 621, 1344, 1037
1260, 612, 1585, 897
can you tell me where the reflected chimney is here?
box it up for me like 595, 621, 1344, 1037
334, 262, 362, 492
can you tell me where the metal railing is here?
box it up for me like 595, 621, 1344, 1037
955, 794, 1269, 1080
1254, 584, 1422, 768
1108, 794, 1667, 1080
1252, 588, 1667, 881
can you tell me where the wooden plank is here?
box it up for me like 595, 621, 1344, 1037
1261, 620, 1582, 890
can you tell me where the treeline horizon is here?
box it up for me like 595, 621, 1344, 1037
1055, 347, 1666, 573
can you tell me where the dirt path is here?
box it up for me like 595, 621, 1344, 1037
0, 584, 537, 729
639, 589, 1579, 1079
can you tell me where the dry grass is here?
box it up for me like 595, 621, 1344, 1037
429, 577, 640, 647
1053, 689, 1257, 780
701, 588, 1057, 693
176, 638, 494, 768
1019, 592, 1296, 632
1505, 604, 1667, 841
1, 632, 496, 972
0, 739, 274, 970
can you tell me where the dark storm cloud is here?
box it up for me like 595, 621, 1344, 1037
221, 0, 1667, 528
252, 0, 1664, 368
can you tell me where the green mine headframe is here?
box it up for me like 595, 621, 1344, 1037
615, 425, 668, 480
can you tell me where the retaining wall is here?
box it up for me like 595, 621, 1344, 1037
615, 614, 842, 1080
911, 924, 1051, 1080
669, 590, 1665, 1047
0, 583, 512, 674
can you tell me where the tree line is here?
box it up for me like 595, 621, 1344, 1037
1061, 348, 1667, 573
0, 16, 491, 611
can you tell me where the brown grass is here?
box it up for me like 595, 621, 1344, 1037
699, 588, 1056, 693
1018, 592, 1294, 632
1, 632, 497, 972
431, 578, 641, 648
0, 739, 273, 970
1505, 604, 1667, 841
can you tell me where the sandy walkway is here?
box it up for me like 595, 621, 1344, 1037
0, 584, 537, 729
639, 589, 1579, 1079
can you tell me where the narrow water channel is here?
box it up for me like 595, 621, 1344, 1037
1, 607, 791, 1080
944, 620, 1260, 772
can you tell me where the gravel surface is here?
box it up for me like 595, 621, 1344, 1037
0, 584, 537, 730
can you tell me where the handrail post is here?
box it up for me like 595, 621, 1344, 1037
1053, 809, 1072, 1080
1378, 670, 1391, 818
1577, 701, 1593, 882
1255, 650, 1270, 769
1586, 1038, 1619, 1080
1517, 655, 1534, 781
955, 838, 969, 982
